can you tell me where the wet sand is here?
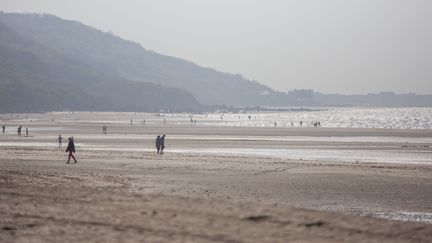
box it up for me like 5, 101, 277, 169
1, 112, 432, 242
2, 168, 432, 243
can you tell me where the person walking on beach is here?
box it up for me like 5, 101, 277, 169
155, 135, 161, 154
17, 125, 22, 136
25, 128, 28, 137
57, 134, 63, 148
160, 134, 166, 154
2, 125, 5, 133
65, 137, 77, 164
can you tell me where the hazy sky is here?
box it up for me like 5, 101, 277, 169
1, 0, 431, 94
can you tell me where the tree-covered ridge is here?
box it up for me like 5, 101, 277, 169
0, 17, 203, 113
0, 12, 288, 106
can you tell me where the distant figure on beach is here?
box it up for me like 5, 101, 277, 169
102, 125, 107, 134
2, 125, 5, 133
57, 135, 63, 148
160, 134, 166, 154
17, 125, 22, 136
65, 137, 77, 164
130, 119, 133, 125
25, 128, 28, 137
155, 135, 161, 154
300, 121, 303, 127
274, 122, 277, 127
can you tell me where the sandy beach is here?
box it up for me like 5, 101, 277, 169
1, 112, 432, 242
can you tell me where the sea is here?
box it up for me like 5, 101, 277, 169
4, 106, 426, 129
165, 106, 432, 129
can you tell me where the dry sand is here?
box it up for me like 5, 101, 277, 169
1, 112, 432, 242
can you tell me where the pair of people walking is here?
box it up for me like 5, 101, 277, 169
155, 134, 166, 154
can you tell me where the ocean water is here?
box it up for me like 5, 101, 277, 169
3, 107, 430, 129
180, 107, 432, 129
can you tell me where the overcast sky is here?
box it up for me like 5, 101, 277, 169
1, 0, 431, 94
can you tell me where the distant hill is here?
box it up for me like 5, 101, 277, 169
0, 12, 431, 112
0, 12, 296, 107
0, 17, 202, 113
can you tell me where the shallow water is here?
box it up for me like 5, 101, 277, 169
102, 107, 432, 129
195, 107, 432, 129
2, 125, 432, 165
321, 205, 432, 223
168, 148, 432, 164
3, 107, 432, 129
369, 211, 432, 223
5, 132, 432, 144
3, 141, 430, 164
